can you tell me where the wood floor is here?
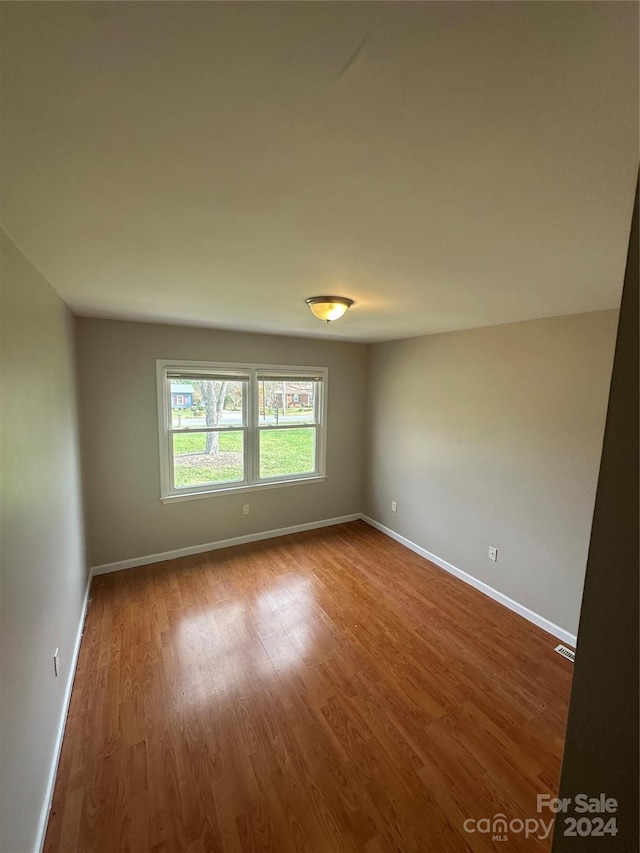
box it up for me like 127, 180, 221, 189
45, 521, 573, 853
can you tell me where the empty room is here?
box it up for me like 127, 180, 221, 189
0, 2, 638, 852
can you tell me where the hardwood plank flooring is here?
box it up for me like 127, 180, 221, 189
44, 521, 573, 852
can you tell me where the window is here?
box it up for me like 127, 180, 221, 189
157, 360, 327, 501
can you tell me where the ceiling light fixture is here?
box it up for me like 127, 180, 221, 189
305, 296, 354, 323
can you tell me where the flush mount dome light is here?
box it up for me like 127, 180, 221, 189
305, 296, 354, 323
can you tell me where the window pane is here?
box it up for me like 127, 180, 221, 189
173, 430, 244, 488
259, 428, 315, 479
258, 380, 316, 425
170, 379, 244, 429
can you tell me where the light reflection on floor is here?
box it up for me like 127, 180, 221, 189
175, 574, 315, 701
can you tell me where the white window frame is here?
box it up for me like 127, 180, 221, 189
157, 360, 327, 502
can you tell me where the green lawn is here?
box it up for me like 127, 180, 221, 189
173, 428, 314, 487
174, 431, 238, 454
260, 428, 315, 478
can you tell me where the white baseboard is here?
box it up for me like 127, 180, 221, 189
91, 511, 576, 645
35, 572, 92, 853
360, 515, 577, 647
91, 514, 361, 576
34, 513, 574, 850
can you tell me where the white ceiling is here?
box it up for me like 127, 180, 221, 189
1, 2, 637, 342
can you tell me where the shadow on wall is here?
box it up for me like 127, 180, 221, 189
553, 182, 639, 852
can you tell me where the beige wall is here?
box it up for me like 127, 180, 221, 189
0, 232, 88, 853
363, 311, 618, 636
0, 247, 622, 850
76, 318, 368, 568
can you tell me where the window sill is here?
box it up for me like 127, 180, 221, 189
160, 475, 326, 503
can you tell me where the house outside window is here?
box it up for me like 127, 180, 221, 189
170, 383, 194, 409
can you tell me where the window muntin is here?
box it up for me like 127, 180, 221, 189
157, 362, 326, 499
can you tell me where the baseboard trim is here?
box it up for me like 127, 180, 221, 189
34, 513, 574, 849
91, 514, 361, 576
360, 515, 577, 647
91, 512, 576, 645
36, 571, 92, 853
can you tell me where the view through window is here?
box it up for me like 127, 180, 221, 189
157, 362, 327, 499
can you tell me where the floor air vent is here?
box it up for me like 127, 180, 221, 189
554, 644, 575, 662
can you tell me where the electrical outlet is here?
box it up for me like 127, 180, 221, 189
488, 546, 498, 562
243, 504, 249, 515
53, 648, 60, 677
391, 501, 397, 512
